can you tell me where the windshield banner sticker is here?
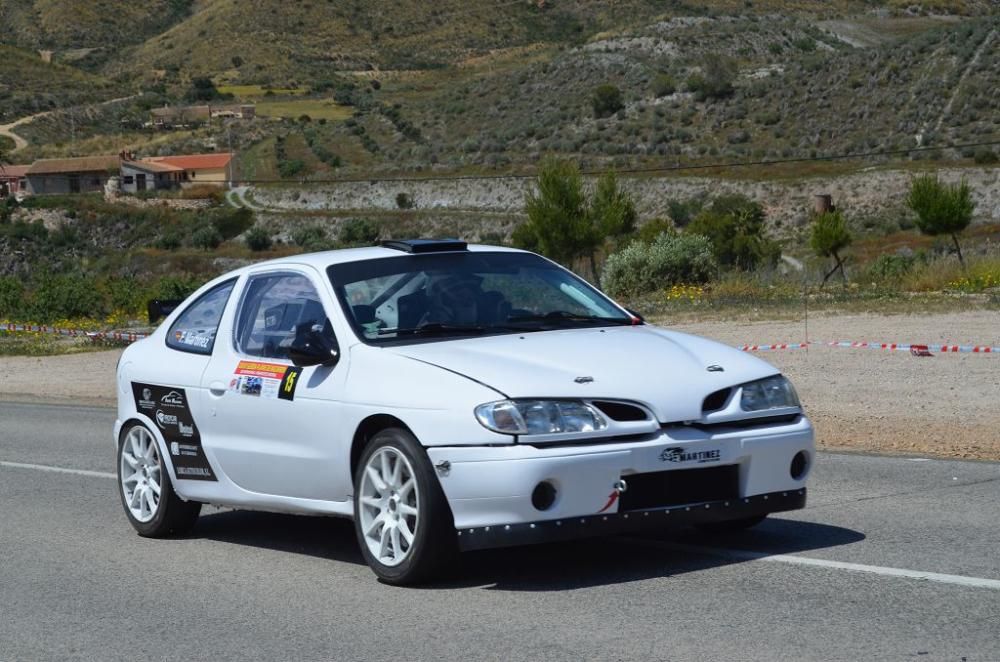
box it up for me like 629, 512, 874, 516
131, 382, 216, 481
231, 361, 301, 401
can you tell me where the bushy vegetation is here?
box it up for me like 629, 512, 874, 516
0, 272, 202, 324
515, 158, 636, 278
687, 195, 780, 271
906, 175, 975, 265
810, 210, 852, 286
244, 226, 273, 251
339, 218, 380, 246
602, 233, 717, 298
591, 84, 624, 119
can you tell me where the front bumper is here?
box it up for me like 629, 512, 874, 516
426, 415, 814, 548
457, 488, 806, 551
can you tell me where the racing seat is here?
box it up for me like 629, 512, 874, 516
397, 290, 427, 329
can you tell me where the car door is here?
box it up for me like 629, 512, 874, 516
198, 267, 349, 501
127, 278, 238, 483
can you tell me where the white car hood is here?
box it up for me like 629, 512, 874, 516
386, 325, 780, 423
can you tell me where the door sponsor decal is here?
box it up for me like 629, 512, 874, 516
230, 360, 302, 402
658, 447, 722, 464
131, 382, 217, 481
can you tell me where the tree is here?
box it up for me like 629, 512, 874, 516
687, 195, 780, 270
518, 158, 592, 266
589, 172, 636, 242
809, 211, 852, 287
244, 226, 272, 251
686, 54, 737, 102
592, 84, 624, 119
906, 174, 975, 266
515, 162, 638, 280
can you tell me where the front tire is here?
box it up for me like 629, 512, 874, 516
117, 422, 200, 537
353, 428, 456, 585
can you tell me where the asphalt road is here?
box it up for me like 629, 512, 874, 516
1, 401, 998, 661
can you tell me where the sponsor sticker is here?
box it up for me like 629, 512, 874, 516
231, 361, 301, 402
659, 447, 722, 464
130, 382, 216, 481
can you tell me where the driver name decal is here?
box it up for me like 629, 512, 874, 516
131, 382, 216, 481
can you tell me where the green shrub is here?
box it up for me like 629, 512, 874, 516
652, 74, 676, 97
155, 231, 182, 250
278, 159, 306, 178
0, 276, 26, 318
191, 225, 223, 250
602, 233, 717, 298
245, 226, 273, 251
866, 253, 918, 282
395, 192, 414, 209
633, 218, 676, 245
213, 207, 254, 239
973, 149, 998, 165
810, 210, 852, 285
292, 225, 332, 251
592, 84, 624, 119
339, 218, 379, 246
686, 54, 736, 102
152, 275, 202, 301
687, 195, 780, 270
30, 274, 106, 322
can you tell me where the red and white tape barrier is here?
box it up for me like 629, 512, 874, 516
739, 340, 999, 354
2, 322, 147, 343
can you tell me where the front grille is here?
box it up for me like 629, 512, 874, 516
618, 465, 739, 511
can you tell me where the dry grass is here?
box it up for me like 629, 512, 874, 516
255, 100, 352, 121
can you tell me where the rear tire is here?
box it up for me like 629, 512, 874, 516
117, 422, 201, 537
694, 514, 767, 534
353, 427, 456, 585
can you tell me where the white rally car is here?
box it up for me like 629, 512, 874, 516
115, 239, 813, 584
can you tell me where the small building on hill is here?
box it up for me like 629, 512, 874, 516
120, 157, 185, 193
143, 152, 235, 188
25, 155, 120, 195
0, 165, 29, 198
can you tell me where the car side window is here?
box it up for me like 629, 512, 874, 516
165, 279, 236, 355
235, 273, 334, 359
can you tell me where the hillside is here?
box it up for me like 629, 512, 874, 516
0, 45, 115, 123
0, 0, 194, 66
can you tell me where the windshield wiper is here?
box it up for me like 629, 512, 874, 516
380, 323, 488, 337
505, 311, 635, 326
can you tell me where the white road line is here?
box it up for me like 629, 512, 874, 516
623, 539, 1000, 591
0, 461, 115, 479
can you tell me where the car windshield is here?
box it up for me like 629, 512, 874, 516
327, 251, 633, 344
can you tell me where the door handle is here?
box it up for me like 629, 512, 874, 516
208, 381, 228, 397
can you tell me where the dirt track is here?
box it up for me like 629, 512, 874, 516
1, 311, 998, 459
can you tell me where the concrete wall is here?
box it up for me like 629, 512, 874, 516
26, 172, 110, 195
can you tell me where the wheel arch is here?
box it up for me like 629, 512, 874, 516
350, 414, 418, 483
117, 415, 180, 489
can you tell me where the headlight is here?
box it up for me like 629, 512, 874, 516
740, 375, 800, 412
475, 400, 608, 436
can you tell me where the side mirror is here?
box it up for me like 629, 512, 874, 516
288, 327, 340, 368
147, 299, 183, 324
625, 308, 645, 323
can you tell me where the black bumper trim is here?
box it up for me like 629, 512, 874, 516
456, 488, 806, 552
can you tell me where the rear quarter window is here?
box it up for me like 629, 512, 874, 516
165, 279, 237, 355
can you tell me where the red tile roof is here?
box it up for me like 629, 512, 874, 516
26, 155, 121, 175
0, 165, 30, 178
146, 152, 233, 170
129, 159, 184, 173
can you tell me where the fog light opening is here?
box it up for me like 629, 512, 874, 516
790, 451, 809, 480
531, 481, 558, 511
